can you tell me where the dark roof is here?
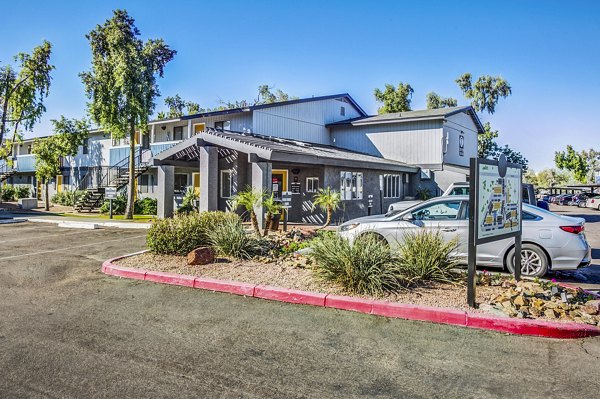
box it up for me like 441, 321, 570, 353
150, 93, 368, 124
327, 106, 485, 134
154, 128, 417, 173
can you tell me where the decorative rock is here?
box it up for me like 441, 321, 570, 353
584, 300, 600, 314
513, 296, 528, 307
544, 309, 557, 319
187, 246, 215, 266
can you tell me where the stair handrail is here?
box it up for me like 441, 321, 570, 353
99, 148, 151, 189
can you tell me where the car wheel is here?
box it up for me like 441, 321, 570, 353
356, 232, 389, 247
506, 244, 549, 277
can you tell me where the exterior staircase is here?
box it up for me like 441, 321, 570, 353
75, 149, 150, 212
0, 161, 16, 183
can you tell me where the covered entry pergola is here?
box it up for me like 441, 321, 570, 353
152, 129, 417, 225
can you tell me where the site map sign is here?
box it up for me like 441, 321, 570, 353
476, 162, 522, 242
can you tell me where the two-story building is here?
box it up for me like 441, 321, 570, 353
1, 93, 483, 225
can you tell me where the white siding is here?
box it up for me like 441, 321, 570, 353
253, 98, 362, 145
153, 112, 253, 142
442, 112, 478, 167
63, 131, 111, 168
331, 120, 444, 165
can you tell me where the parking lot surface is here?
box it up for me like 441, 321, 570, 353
0, 221, 599, 398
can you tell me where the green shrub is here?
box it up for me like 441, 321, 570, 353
308, 233, 404, 296
14, 185, 30, 199
99, 194, 127, 214
146, 211, 240, 255
396, 230, 460, 284
51, 190, 86, 206
134, 197, 157, 215
1, 185, 16, 201
208, 217, 266, 260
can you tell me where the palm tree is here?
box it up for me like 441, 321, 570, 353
262, 193, 283, 236
312, 187, 341, 228
232, 186, 264, 236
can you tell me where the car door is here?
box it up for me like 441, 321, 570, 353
410, 199, 468, 257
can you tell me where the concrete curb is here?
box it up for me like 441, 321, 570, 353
24, 217, 151, 229
102, 253, 600, 339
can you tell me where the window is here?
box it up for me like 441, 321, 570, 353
340, 171, 363, 200
221, 170, 233, 198
340, 106, 345, 116
306, 177, 319, 193
82, 138, 89, 154
411, 201, 462, 221
174, 174, 188, 194
63, 175, 70, 187
193, 123, 206, 135
383, 174, 401, 198
215, 120, 231, 131
173, 126, 184, 141
139, 174, 151, 193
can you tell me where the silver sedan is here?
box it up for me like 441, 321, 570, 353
338, 195, 592, 277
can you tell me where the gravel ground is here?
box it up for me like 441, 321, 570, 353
117, 252, 503, 312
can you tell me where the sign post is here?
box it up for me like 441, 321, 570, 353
468, 155, 523, 308
105, 187, 117, 220
281, 191, 292, 232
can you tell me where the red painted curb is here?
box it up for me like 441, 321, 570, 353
466, 313, 600, 339
325, 294, 376, 314
371, 301, 467, 326
194, 277, 255, 297
144, 271, 196, 287
101, 253, 600, 339
254, 285, 327, 306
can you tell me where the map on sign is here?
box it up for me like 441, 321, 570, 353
477, 163, 521, 240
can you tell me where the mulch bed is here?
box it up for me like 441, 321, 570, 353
116, 252, 505, 313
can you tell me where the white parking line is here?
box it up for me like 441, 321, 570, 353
0, 230, 87, 244
0, 235, 146, 261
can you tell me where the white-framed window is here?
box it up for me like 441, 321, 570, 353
340, 171, 363, 200
220, 169, 234, 198
383, 174, 401, 198
306, 177, 319, 193
174, 174, 188, 194
340, 106, 345, 116
173, 126, 184, 141
215, 120, 231, 131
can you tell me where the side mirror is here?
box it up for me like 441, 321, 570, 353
402, 213, 414, 221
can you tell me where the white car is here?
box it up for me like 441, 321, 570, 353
339, 195, 591, 277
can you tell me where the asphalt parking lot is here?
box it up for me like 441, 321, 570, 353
0, 221, 599, 398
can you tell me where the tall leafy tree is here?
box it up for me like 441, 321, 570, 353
524, 168, 571, 188
32, 117, 90, 210
455, 73, 511, 114
80, 9, 176, 219
479, 122, 528, 170
554, 145, 594, 183
426, 92, 457, 109
157, 94, 200, 119
0, 41, 54, 162
373, 83, 413, 114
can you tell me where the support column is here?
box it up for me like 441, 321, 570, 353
157, 165, 174, 218
187, 119, 193, 139
199, 146, 218, 211
251, 161, 272, 229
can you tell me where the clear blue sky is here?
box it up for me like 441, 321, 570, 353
2, 0, 599, 171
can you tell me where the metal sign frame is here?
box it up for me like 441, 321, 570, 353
467, 156, 523, 307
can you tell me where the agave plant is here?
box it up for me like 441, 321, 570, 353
262, 193, 283, 236
312, 187, 341, 228
231, 186, 264, 236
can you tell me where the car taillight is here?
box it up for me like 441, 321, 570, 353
560, 226, 584, 234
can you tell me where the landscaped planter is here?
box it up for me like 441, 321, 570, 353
103, 251, 600, 339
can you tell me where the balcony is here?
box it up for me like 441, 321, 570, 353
151, 141, 180, 156
16, 155, 36, 172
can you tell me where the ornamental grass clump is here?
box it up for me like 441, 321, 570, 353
308, 233, 404, 296
146, 211, 240, 255
396, 230, 460, 284
208, 217, 266, 260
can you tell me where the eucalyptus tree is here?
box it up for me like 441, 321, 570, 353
455, 73, 512, 114
554, 146, 598, 183
373, 82, 414, 114
80, 9, 176, 219
0, 41, 54, 162
426, 92, 457, 109
32, 117, 90, 210
157, 94, 200, 119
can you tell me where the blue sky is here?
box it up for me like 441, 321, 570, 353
2, 0, 599, 171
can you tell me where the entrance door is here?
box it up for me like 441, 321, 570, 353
56, 175, 63, 193
271, 170, 288, 199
